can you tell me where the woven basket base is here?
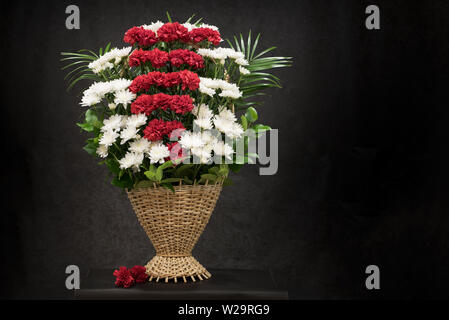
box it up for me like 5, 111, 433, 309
145, 255, 211, 283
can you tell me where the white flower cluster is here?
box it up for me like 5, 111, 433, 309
97, 113, 146, 160
199, 77, 243, 99
179, 131, 233, 164
197, 47, 250, 73
80, 78, 135, 108
96, 112, 177, 169
88, 47, 132, 74
142, 21, 219, 35
177, 104, 242, 163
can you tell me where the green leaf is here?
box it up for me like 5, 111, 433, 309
83, 143, 97, 156
240, 115, 248, 130
135, 180, 154, 188
252, 124, 271, 133
199, 173, 217, 184
222, 178, 234, 186
245, 107, 258, 122
166, 11, 172, 22
77, 122, 94, 132
175, 164, 195, 178
144, 170, 158, 182
161, 183, 175, 193
105, 159, 120, 175
111, 176, 133, 189
229, 163, 243, 173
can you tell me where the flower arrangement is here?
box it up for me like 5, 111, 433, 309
62, 14, 292, 191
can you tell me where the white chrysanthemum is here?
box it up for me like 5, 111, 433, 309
179, 131, 205, 150
101, 115, 123, 132
199, 83, 216, 96
201, 130, 218, 146
213, 141, 234, 159
194, 117, 213, 130
80, 78, 132, 107
120, 126, 139, 144
126, 114, 147, 128
235, 57, 249, 66
96, 145, 108, 158
239, 66, 250, 75
192, 104, 213, 118
80, 93, 101, 107
199, 77, 242, 100
213, 116, 234, 135
227, 123, 244, 139
148, 143, 170, 164
198, 23, 219, 31
108, 103, 117, 110
218, 108, 236, 122
88, 47, 131, 74
142, 21, 164, 34
114, 89, 136, 108
192, 144, 213, 164
119, 152, 144, 171
89, 81, 112, 96
110, 78, 133, 92
182, 22, 197, 31
219, 90, 242, 99
99, 130, 119, 147
129, 138, 152, 154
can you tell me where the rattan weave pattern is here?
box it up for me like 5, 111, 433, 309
127, 182, 222, 282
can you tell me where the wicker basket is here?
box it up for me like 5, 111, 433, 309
127, 181, 222, 283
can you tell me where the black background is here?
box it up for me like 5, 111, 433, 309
1, 0, 449, 299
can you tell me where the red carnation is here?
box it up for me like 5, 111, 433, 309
129, 265, 149, 284
147, 48, 169, 68
170, 95, 194, 114
168, 49, 204, 69
143, 119, 167, 141
131, 94, 154, 115
163, 72, 180, 87
178, 70, 200, 90
167, 142, 185, 162
189, 28, 221, 46
129, 49, 144, 67
143, 119, 185, 141
158, 22, 190, 42
113, 267, 135, 288
152, 93, 172, 110
124, 27, 157, 47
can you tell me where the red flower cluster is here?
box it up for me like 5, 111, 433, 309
124, 23, 221, 47
129, 49, 204, 69
129, 70, 200, 93
124, 27, 157, 47
113, 265, 148, 288
129, 48, 168, 68
131, 93, 194, 115
143, 119, 185, 141
157, 22, 190, 42
189, 28, 221, 46
168, 49, 204, 69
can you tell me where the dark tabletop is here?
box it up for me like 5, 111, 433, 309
74, 269, 289, 300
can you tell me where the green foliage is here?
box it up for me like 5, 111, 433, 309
226, 32, 292, 111
61, 43, 111, 91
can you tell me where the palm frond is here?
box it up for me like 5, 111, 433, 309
60, 43, 111, 91
227, 32, 292, 111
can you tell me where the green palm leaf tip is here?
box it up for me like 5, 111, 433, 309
227, 32, 292, 110
60, 43, 112, 91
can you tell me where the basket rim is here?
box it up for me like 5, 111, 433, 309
126, 180, 223, 193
